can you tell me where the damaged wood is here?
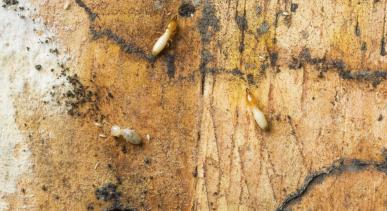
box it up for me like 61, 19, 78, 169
277, 155, 387, 211
1, 0, 386, 210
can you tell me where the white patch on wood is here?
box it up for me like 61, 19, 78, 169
0, 0, 70, 209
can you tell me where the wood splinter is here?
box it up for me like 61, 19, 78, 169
246, 89, 269, 130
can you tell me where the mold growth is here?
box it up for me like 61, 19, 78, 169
2, 0, 18, 7
197, 0, 220, 94
197, 1, 220, 43
290, 3, 298, 12
95, 183, 137, 211
0, 0, 73, 209
178, 3, 195, 17
63, 74, 99, 117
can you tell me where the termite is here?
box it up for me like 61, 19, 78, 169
246, 89, 269, 130
151, 15, 178, 56
111, 125, 142, 145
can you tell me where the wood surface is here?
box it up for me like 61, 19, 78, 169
0, 0, 386, 210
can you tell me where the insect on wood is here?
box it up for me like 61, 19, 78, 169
246, 89, 269, 130
111, 125, 142, 145
151, 15, 178, 56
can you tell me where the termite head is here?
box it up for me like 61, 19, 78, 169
167, 15, 178, 33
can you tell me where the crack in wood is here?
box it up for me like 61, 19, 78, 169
75, 0, 97, 21
89, 26, 152, 61
276, 155, 387, 211
289, 48, 387, 87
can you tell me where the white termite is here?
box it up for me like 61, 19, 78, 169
151, 15, 178, 56
110, 125, 142, 145
246, 89, 269, 130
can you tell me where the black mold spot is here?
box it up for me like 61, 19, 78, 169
95, 183, 137, 211
235, 15, 248, 31
361, 42, 367, 51
144, 157, 151, 165
260, 63, 269, 75
230, 68, 243, 77
2, 0, 18, 7
35, 64, 42, 71
165, 52, 176, 78
50, 48, 59, 55
291, 3, 298, 12
197, 1, 220, 95
95, 183, 120, 201
75, 0, 97, 21
355, 20, 361, 37
104, 207, 137, 211
247, 74, 255, 85
270, 52, 278, 66
178, 3, 195, 17
377, 114, 383, 121
258, 21, 270, 34
64, 73, 99, 117
197, 2, 220, 43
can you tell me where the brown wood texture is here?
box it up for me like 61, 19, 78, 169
1, 0, 386, 210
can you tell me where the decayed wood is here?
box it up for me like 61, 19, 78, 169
0, 0, 385, 210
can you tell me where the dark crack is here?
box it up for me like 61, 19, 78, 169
277, 155, 387, 211
75, 0, 97, 21
90, 27, 152, 61
289, 48, 387, 87
75, 0, 152, 61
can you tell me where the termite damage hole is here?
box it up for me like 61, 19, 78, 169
178, 3, 195, 17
